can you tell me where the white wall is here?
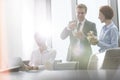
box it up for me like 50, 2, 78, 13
4, 0, 35, 60
21, 0, 34, 60
51, 0, 72, 61
4, 0, 51, 61
5, 0, 23, 58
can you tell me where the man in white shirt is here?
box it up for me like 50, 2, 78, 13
6, 33, 56, 71
28, 33, 56, 70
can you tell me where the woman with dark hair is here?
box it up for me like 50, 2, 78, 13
88, 5, 119, 69
97, 5, 118, 52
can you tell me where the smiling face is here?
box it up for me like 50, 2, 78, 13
76, 4, 87, 22
98, 11, 105, 23
98, 6, 114, 23
76, 8, 86, 22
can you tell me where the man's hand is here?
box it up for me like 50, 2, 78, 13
32, 66, 39, 70
24, 65, 33, 70
87, 31, 98, 45
88, 37, 98, 45
68, 20, 77, 30
24, 65, 39, 70
74, 31, 83, 39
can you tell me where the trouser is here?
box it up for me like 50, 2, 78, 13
71, 54, 91, 70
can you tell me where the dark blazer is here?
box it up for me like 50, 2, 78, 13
61, 20, 97, 69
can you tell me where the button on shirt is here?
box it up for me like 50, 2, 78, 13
72, 20, 85, 56
98, 22, 119, 53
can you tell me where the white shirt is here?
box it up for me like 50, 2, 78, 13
72, 19, 86, 56
78, 19, 85, 32
29, 48, 56, 68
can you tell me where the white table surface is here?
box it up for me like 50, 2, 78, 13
0, 70, 119, 80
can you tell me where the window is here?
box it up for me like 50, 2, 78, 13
51, 0, 72, 61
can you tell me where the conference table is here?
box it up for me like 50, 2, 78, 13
0, 69, 120, 80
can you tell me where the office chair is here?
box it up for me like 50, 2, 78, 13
87, 54, 98, 70
101, 48, 120, 69
118, 35, 120, 47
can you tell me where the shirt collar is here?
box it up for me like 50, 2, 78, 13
78, 19, 86, 25
104, 21, 114, 29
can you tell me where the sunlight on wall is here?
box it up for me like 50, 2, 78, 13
51, 0, 72, 61
21, 0, 34, 60
22, 0, 52, 60
35, 21, 52, 39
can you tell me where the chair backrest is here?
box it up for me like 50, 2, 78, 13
101, 48, 120, 69
118, 34, 120, 47
87, 54, 98, 70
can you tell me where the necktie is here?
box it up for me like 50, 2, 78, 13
77, 22, 81, 31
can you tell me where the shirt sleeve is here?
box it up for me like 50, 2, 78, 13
44, 49, 56, 65
29, 51, 35, 66
60, 27, 72, 40
44, 49, 56, 69
98, 28, 118, 49
48, 49, 56, 64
